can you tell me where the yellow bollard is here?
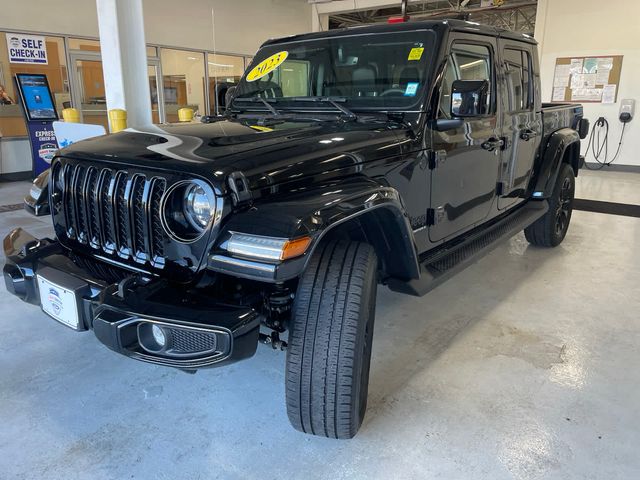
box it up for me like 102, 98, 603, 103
61, 108, 80, 123
108, 109, 127, 133
178, 107, 194, 122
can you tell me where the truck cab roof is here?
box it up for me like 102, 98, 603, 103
262, 19, 537, 48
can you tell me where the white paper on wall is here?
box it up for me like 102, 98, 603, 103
571, 88, 603, 102
552, 87, 566, 102
553, 64, 571, 87
570, 58, 584, 74
596, 69, 611, 85
570, 73, 583, 89
601, 84, 617, 104
571, 73, 597, 89
596, 57, 614, 72
582, 73, 597, 88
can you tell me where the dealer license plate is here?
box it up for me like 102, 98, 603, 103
37, 274, 80, 329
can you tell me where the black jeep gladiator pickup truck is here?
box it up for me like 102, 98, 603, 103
4, 20, 588, 439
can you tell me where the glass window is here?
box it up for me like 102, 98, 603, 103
68, 38, 101, 52
207, 53, 245, 114
70, 39, 157, 59
437, 43, 492, 118
437, 61, 456, 119
0, 33, 69, 137
522, 51, 531, 107
234, 31, 436, 111
72, 57, 109, 129
267, 59, 310, 97
454, 45, 491, 81
160, 48, 205, 121
504, 48, 532, 111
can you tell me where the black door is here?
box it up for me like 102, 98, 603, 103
429, 38, 501, 243
497, 43, 542, 210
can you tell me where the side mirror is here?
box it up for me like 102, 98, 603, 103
224, 86, 237, 111
451, 80, 489, 117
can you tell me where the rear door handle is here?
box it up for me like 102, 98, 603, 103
520, 129, 539, 141
481, 137, 505, 151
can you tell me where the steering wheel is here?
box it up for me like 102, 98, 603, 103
380, 88, 406, 97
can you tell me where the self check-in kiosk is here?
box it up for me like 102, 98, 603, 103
14, 73, 59, 176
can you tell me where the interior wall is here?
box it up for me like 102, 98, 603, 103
535, 0, 640, 166
0, 0, 312, 56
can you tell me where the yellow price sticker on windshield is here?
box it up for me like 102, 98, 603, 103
246, 51, 289, 82
408, 47, 424, 61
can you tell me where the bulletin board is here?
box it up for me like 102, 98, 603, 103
551, 55, 623, 104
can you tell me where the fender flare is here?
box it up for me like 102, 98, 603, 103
305, 191, 421, 280
532, 128, 580, 197
216, 179, 421, 281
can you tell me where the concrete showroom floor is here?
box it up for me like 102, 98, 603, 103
0, 169, 639, 479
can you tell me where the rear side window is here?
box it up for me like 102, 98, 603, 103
438, 43, 493, 118
504, 48, 533, 111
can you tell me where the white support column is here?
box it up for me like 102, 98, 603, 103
96, 0, 152, 130
311, 4, 329, 32
533, 0, 549, 48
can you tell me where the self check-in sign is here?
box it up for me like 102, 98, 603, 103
6, 33, 48, 64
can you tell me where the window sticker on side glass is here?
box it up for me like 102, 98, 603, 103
408, 47, 424, 61
246, 51, 289, 82
404, 82, 419, 96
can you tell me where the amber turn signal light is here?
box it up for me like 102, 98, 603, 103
281, 236, 312, 260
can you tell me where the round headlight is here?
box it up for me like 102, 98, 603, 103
161, 180, 217, 243
184, 184, 214, 230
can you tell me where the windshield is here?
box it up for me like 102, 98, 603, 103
234, 30, 437, 112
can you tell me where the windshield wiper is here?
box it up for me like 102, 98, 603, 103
233, 96, 281, 116
289, 96, 358, 121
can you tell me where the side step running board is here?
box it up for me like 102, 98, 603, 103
387, 201, 549, 297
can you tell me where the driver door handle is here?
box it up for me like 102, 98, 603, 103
520, 129, 539, 141
481, 137, 504, 151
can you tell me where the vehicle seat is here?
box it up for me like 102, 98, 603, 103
397, 66, 420, 91
258, 81, 283, 98
352, 65, 377, 97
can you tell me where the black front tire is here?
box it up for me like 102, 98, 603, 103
525, 163, 575, 247
285, 240, 377, 439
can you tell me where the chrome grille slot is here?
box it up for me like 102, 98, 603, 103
53, 162, 168, 270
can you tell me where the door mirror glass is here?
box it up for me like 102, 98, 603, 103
451, 79, 489, 117
223, 86, 237, 112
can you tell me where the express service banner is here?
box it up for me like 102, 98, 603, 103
5, 33, 48, 64
27, 122, 58, 176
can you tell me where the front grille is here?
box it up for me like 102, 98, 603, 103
53, 162, 167, 268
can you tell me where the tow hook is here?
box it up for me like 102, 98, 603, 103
259, 331, 287, 351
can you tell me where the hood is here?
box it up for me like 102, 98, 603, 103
59, 117, 408, 191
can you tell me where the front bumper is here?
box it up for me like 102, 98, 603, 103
24, 193, 50, 217
3, 228, 261, 369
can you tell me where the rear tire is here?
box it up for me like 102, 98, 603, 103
285, 240, 377, 439
525, 163, 575, 247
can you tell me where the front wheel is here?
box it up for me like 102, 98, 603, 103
285, 240, 378, 439
525, 163, 575, 247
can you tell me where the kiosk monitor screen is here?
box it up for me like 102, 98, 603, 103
15, 73, 59, 121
